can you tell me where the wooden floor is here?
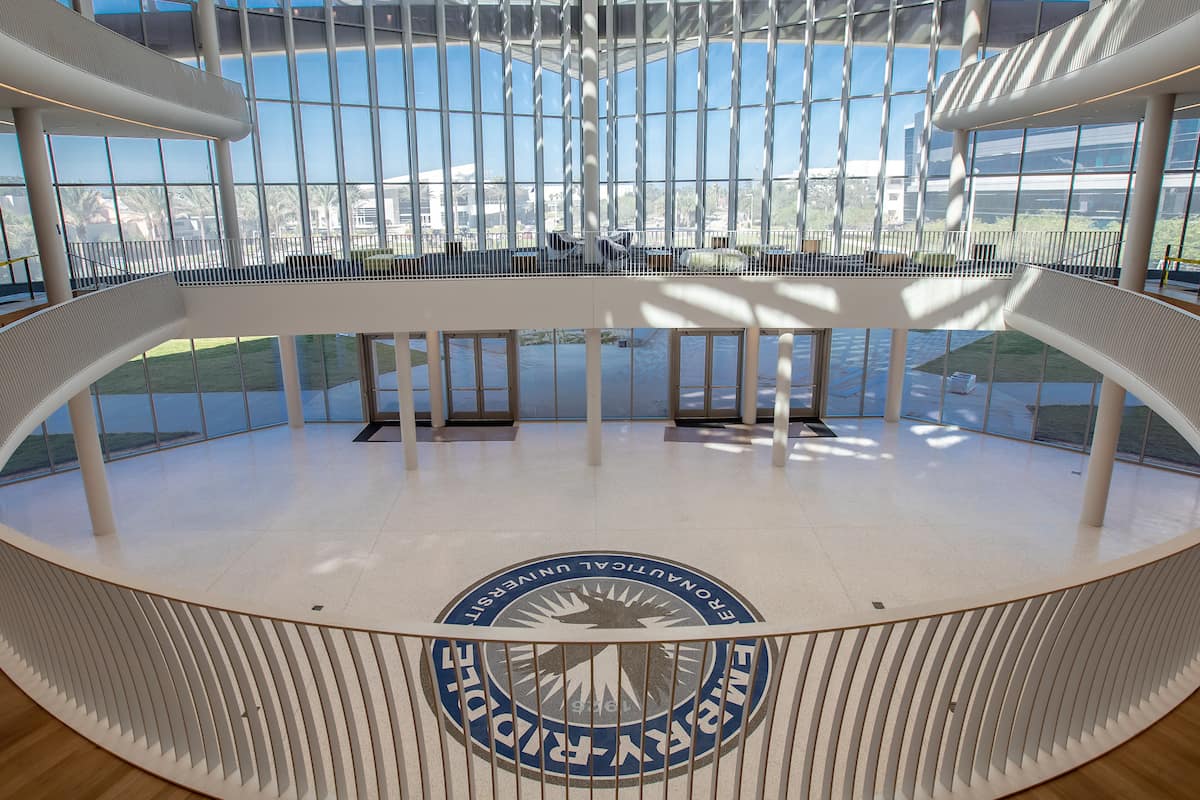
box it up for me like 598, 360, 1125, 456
0, 669, 1197, 799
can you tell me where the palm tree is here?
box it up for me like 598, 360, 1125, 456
168, 186, 218, 238
264, 186, 300, 237
58, 188, 110, 241
235, 186, 263, 238
307, 184, 340, 234
117, 186, 169, 241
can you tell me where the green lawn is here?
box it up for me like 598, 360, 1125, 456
915, 332, 1099, 382
93, 335, 424, 395
1034, 404, 1200, 467
0, 431, 198, 478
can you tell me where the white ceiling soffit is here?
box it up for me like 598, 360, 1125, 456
933, 0, 1200, 132
0, 0, 250, 140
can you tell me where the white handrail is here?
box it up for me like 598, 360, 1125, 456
67, 229, 1121, 285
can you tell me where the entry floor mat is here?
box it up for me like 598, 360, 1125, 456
665, 419, 837, 444
354, 422, 518, 443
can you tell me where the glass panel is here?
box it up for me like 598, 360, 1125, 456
449, 336, 478, 394
94, 354, 158, 456
519, 329, 556, 419
902, 329, 949, 422
108, 138, 164, 183
480, 337, 509, 389
145, 340, 204, 445
116, 185, 171, 241
371, 336, 399, 414
0, 426, 53, 482
194, 337, 249, 436
826, 328, 866, 416
862, 328, 891, 417
1034, 344, 1100, 448
985, 330, 1044, 440
325, 333, 364, 420
632, 329, 669, 418
555, 329, 587, 419
600, 329, 633, 419
241, 336, 287, 428
708, 334, 740, 413
941, 330, 992, 431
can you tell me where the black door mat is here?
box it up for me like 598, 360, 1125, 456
664, 419, 836, 444
354, 422, 519, 443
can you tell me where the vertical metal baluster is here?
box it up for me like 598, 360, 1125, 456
449, 639, 480, 800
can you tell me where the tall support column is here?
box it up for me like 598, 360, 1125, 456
884, 328, 908, 422
14, 107, 115, 536
581, 0, 600, 263
772, 331, 793, 468
197, 0, 241, 258
425, 330, 446, 428
72, 0, 95, 19
586, 328, 601, 465
1081, 93, 1174, 527
945, 130, 970, 232
394, 332, 419, 471
945, 0, 986, 232
742, 326, 760, 425
277, 335, 305, 428
14, 109, 71, 305
67, 393, 116, 536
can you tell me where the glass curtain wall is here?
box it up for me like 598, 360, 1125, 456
899, 329, 1200, 472
18, 0, 1177, 270
518, 328, 668, 419
0, 335, 365, 485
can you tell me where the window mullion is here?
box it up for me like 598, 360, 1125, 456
325, 0, 352, 252
694, 0, 709, 245
363, 1, 388, 245
280, 1, 313, 246
833, 2, 853, 248
533, 0, 547, 247
434, 0, 455, 241
502, 0, 518, 247
760, 0, 779, 243
796, 0, 815, 235
873, 1, 898, 246
726, 0, 743, 234
400, 0, 424, 257
913, 0, 942, 239
470, 2, 487, 248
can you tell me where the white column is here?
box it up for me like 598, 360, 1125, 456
14, 109, 71, 305
586, 328, 601, 465
394, 332, 419, 470
1081, 93, 1174, 527
277, 335, 304, 428
946, 130, 970, 232
196, 0, 241, 256
1081, 379, 1124, 527
772, 331, 793, 468
15, 107, 116, 536
425, 330, 446, 428
945, 0, 986, 232
67, 393, 116, 536
884, 328, 908, 423
581, 0, 601, 262
72, 0, 95, 20
741, 326, 760, 425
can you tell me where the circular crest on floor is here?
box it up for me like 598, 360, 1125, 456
429, 551, 770, 783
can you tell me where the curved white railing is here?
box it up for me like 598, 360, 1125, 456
1005, 265, 1200, 456
0, 274, 186, 470
1, 270, 1200, 799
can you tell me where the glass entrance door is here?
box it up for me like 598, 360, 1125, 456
445, 331, 516, 420
672, 330, 744, 419
361, 333, 436, 421
756, 329, 828, 419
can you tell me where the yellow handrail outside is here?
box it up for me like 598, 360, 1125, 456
0, 254, 35, 270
